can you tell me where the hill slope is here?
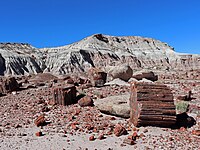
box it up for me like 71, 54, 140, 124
0, 34, 200, 75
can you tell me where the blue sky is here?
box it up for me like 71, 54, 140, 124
0, 0, 200, 54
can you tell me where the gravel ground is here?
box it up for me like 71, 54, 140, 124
0, 78, 200, 150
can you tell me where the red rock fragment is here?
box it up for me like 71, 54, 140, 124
78, 96, 93, 107
128, 135, 134, 140
192, 130, 200, 136
89, 135, 95, 141
34, 115, 45, 127
114, 124, 127, 137
110, 117, 116, 120
93, 128, 98, 133
143, 129, 148, 133
97, 114, 103, 118
71, 124, 78, 130
35, 131, 43, 136
128, 132, 138, 141
179, 127, 186, 132
139, 133, 145, 138
98, 134, 105, 140
85, 124, 94, 130
106, 131, 112, 135
132, 132, 138, 138
132, 127, 138, 131
169, 137, 174, 141
74, 108, 81, 115
123, 138, 135, 145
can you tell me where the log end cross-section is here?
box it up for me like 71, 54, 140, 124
129, 82, 176, 127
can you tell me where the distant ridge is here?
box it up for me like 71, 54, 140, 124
0, 34, 200, 75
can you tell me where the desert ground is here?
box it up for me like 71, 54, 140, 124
0, 71, 200, 150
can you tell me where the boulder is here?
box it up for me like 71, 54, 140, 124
132, 70, 158, 81
114, 124, 127, 137
105, 64, 133, 81
94, 94, 130, 118
88, 68, 107, 87
78, 96, 94, 107
0, 76, 19, 93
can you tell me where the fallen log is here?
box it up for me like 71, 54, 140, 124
53, 84, 76, 106
129, 82, 176, 127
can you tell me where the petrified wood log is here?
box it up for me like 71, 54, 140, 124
0, 77, 19, 93
53, 84, 76, 106
88, 68, 107, 87
130, 82, 176, 127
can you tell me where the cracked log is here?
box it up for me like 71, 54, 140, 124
53, 84, 76, 106
130, 82, 176, 127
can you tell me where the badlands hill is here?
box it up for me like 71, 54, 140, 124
0, 34, 200, 75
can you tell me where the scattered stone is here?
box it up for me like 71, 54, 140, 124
89, 135, 95, 141
88, 68, 107, 87
34, 115, 46, 127
132, 127, 138, 132
179, 127, 186, 132
123, 138, 135, 145
177, 91, 192, 101
192, 130, 200, 136
98, 134, 105, 140
132, 132, 138, 138
14, 124, 22, 128
12, 91, 17, 95
71, 124, 78, 130
139, 133, 145, 138
78, 96, 94, 107
114, 124, 127, 137
17, 133, 27, 136
143, 129, 148, 133
35, 131, 43, 137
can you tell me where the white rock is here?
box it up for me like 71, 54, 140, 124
104, 78, 130, 86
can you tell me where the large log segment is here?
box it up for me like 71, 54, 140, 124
130, 82, 176, 127
53, 85, 76, 106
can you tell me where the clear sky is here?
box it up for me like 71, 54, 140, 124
0, 0, 200, 54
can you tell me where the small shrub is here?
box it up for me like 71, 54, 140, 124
176, 101, 189, 114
